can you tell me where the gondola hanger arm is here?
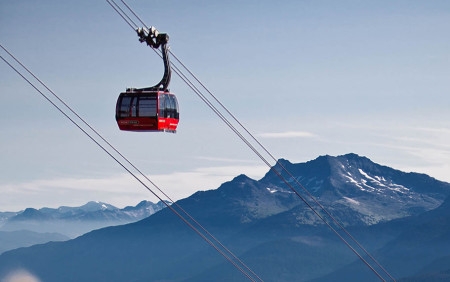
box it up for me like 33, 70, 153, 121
134, 26, 171, 92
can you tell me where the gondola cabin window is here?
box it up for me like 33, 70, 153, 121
139, 96, 157, 117
159, 93, 179, 119
118, 96, 133, 118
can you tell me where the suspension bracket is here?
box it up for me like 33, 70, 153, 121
137, 26, 169, 49
135, 26, 171, 92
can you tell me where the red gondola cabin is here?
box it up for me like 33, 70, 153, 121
116, 89, 179, 132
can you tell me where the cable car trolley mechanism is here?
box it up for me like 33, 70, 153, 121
115, 26, 179, 132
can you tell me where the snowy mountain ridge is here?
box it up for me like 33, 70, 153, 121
261, 154, 450, 225
0, 200, 169, 237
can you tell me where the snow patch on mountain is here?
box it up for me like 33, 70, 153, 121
343, 174, 365, 190
343, 197, 360, 206
266, 188, 278, 194
358, 169, 410, 195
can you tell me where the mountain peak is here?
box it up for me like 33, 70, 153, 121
339, 152, 364, 159
259, 153, 450, 224
276, 158, 293, 165
79, 201, 117, 212
231, 174, 254, 182
11, 208, 50, 221
309, 153, 369, 166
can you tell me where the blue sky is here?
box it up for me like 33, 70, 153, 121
1, 0, 450, 211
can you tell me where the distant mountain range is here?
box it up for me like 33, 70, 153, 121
0, 153, 449, 282
0, 200, 168, 254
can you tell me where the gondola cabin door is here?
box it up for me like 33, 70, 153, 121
116, 90, 179, 132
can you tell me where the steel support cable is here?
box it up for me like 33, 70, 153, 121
119, 0, 145, 27
107, 0, 138, 30
10, 2, 256, 280
22, 2, 262, 278
0, 46, 259, 282
3, 17, 249, 280
113, 2, 389, 280
107, 1, 393, 281
169, 51, 396, 282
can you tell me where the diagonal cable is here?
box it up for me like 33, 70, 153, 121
0, 44, 260, 282
106, 0, 396, 280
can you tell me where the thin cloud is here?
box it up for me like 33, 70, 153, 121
258, 131, 317, 139
195, 156, 261, 164
0, 165, 268, 211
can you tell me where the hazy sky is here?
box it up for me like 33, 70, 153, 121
1, 0, 449, 211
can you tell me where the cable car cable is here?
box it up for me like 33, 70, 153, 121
107, 0, 138, 31
119, 0, 145, 28
108, 1, 395, 280
0, 48, 259, 282
0, 45, 261, 282
106, 1, 395, 280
